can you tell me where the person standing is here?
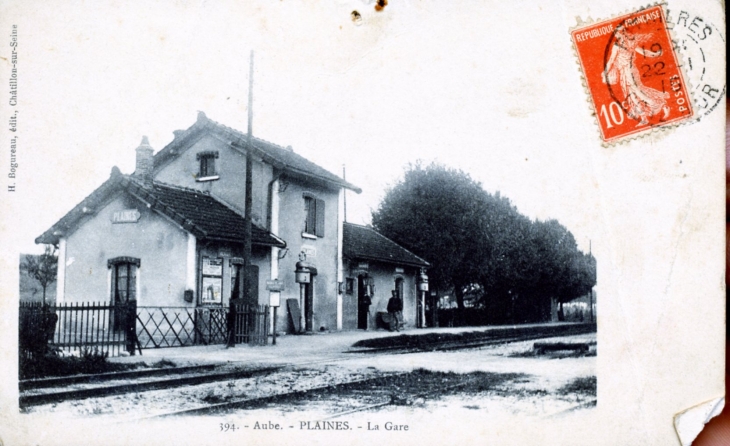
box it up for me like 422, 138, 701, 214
387, 290, 403, 332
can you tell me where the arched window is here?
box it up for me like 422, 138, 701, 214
108, 257, 140, 304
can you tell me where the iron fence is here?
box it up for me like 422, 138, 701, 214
136, 304, 269, 349
19, 301, 133, 358
20, 302, 270, 357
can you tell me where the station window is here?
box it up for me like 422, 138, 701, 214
107, 257, 141, 304
303, 195, 325, 237
196, 151, 219, 180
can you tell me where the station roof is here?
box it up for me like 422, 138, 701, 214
343, 222, 429, 269
153, 111, 361, 193
36, 169, 286, 248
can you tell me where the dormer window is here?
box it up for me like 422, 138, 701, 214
196, 151, 219, 181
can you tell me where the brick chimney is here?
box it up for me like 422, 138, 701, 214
134, 136, 154, 186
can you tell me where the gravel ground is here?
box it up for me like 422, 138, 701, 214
24, 333, 596, 420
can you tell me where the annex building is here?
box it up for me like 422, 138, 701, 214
37, 112, 429, 334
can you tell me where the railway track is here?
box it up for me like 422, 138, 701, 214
146, 372, 412, 418
19, 365, 282, 407
20, 324, 596, 410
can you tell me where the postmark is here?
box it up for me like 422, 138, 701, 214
666, 8, 726, 119
571, 5, 694, 144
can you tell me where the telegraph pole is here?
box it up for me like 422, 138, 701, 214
243, 50, 254, 304
342, 164, 347, 223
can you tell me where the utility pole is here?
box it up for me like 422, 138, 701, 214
243, 50, 254, 304
342, 164, 347, 223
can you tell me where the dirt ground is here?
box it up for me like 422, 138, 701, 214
25, 333, 596, 421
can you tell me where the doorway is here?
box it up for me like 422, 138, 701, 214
357, 275, 370, 329
304, 281, 314, 332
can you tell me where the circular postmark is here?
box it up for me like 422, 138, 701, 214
666, 8, 726, 119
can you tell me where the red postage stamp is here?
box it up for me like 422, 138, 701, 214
571, 5, 694, 143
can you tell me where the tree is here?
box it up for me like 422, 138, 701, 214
372, 162, 491, 313
373, 161, 597, 326
21, 245, 58, 305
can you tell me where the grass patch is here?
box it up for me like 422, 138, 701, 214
149, 359, 177, 368
558, 376, 596, 396
19, 349, 141, 380
351, 324, 596, 350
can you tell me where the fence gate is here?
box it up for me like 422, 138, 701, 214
233, 303, 269, 346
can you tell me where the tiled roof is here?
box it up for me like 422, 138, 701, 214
153, 112, 361, 193
343, 222, 429, 268
37, 170, 285, 248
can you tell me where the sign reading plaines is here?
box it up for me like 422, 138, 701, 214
112, 209, 141, 224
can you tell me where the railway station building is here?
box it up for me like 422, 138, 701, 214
36, 112, 429, 334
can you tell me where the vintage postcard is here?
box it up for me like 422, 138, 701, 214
0, 1, 725, 445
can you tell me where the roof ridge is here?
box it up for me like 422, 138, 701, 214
203, 114, 292, 152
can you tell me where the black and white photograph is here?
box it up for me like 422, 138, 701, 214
0, 1, 725, 445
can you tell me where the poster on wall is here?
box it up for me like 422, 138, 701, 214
201, 277, 222, 304
202, 257, 223, 276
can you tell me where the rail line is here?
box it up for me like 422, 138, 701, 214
20, 365, 282, 407
146, 372, 412, 418
19, 364, 219, 391
21, 324, 595, 410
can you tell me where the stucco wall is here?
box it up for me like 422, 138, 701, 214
197, 243, 270, 307
64, 193, 190, 306
343, 260, 418, 330
154, 132, 272, 227
274, 178, 341, 332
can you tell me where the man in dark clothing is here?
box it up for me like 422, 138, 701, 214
387, 290, 403, 332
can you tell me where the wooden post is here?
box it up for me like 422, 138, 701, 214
243, 50, 255, 306
272, 306, 277, 345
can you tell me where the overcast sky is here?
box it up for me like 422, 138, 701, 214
6, 0, 720, 260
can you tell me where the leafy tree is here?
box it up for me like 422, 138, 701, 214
372, 162, 490, 312
21, 245, 58, 305
373, 162, 597, 325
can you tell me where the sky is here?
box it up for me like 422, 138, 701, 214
1, 0, 607, 256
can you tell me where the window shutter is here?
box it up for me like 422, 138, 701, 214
315, 198, 325, 237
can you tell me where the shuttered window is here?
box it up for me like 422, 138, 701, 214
304, 196, 325, 237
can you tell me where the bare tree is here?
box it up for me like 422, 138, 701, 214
21, 245, 58, 306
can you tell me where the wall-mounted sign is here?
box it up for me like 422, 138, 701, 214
301, 245, 316, 258
395, 267, 404, 274
112, 209, 141, 224
266, 279, 284, 292
357, 262, 369, 270
202, 257, 223, 276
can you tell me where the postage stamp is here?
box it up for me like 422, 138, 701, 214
571, 5, 694, 144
